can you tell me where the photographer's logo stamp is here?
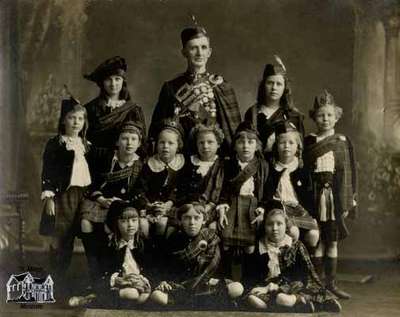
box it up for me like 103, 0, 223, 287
6, 272, 55, 304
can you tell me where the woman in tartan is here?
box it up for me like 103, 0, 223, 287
244, 56, 304, 158
84, 56, 147, 155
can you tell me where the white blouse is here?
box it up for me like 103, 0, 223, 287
62, 136, 91, 188
238, 160, 255, 196
273, 157, 299, 205
191, 155, 217, 177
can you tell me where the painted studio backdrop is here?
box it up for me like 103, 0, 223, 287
0, 0, 400, 261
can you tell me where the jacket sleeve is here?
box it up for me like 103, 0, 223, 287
41, 138, 59, 195
148, 82, 176, 144
131, 164, 151, 210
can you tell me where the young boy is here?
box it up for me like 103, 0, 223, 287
304, 90, 357, 299
150, 203, 243, 308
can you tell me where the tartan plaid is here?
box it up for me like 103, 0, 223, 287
213, 83, 242, 146
100, 160, 142, 185
304, 134, 357, 240
250, 241, 334, 306
284, 204, 318, 230
39, 186, 85, 237
172, 228, 221, 290
222, 195, 258, 247
93, 101, 146, 135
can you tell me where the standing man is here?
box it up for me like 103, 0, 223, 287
148, 25, 241, 155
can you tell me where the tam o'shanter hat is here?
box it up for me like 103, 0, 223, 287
313, 89, 336, 109
119, 120, 145, 138
181, 15, 208, 47
60, 85, 81, 118
158, 117, 185, 140
84, 56, 127, 83
275, 120, 298, 136
234, 120, 260, 140
263, 55, 287, 79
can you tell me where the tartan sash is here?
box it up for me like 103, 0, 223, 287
93, 101, 142, 133
229, 154, 266, 199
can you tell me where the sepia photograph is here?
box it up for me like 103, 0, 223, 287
0, 0, 399, 316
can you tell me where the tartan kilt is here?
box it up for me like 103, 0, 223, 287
39, 186, 84, 237
250, 279, 335, 307
319, 220, 339, 243
221, 195, 257, 247
166, 278, 234, 307
285, 204, 318, 230
80, 198, 109, 223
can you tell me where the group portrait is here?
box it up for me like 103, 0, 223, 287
0, 1, 399, 316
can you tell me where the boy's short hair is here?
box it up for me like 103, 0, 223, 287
177, 202, 207, 221
190, 123, 225, 145
272, 130, 303, 167
181, 26, 209, 48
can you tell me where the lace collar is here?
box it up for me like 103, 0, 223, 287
259, 234, 292, 255
106, 99, 126, 110
61, 135, 86, 153
147, 154, 185, 172
191, 155, 218, 165
117, 238, 136, 250
191, 155, 218, 177
274, 157, 299, 173
112, 152, 139, 169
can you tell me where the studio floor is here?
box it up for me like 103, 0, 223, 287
0, 251, 399, 317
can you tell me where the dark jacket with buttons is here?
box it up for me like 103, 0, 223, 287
41, 135, 92, 195
263, 161, 313, 213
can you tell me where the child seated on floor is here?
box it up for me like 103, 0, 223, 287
69, 201, 151, 307
150, 203, 243, 308
246, 206, 341, 313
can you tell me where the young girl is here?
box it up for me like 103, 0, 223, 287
133, 118, 185, 237
80, 120, 145, 284
304, 90, 357, 299
244, 56, 304, 157
246, 207, 341, 313
70, 201, 151, 307
150, 203, 243, 308
101, 201, 151, 305
176, 122, 225, 226
216, 121, 268, 280
84, 56, 146, 153
40, 96, 91, 283
265, 121, 319, 249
